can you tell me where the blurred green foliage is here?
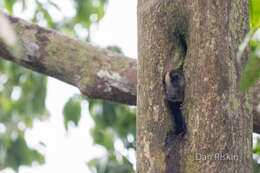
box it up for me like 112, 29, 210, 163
239, 40, 260, 91
88, 155, 135, 173
254, 138, 260, 173
5, 134, 44, 170
89, 100, 136, 150
250, 0, 260, 29
254, 138, 260, 155
63, 95, 82, 131
1, 0, 260, 172
1, 0, 110, 171
0, 62, 47, 171
87, 99, 136, 173
63, 46, 136, 172
239, 0, 260, 91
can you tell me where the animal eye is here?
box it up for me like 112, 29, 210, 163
172, 75, 179, 80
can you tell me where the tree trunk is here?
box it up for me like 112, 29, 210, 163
137, 0, 252, 173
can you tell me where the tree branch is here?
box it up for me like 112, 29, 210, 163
0, 11, 137, 105
1, 12, 260, 133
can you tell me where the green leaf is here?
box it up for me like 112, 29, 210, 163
48, 0, 61, 11
0, 96, 12, 112
63, 95, 82, 131
42, 9, 56, 28
253, 145, 260, 154
106, 46, 123, 54
6, 134, 44, 170
4, 0, 16, 13
22, 0, 26, 10
250, 0, 260, 28
75, 0, 107, 28
90, 128, 114, 151
240, 49, 260, 92
88, 153, 135, 173
0, 59, 4, 71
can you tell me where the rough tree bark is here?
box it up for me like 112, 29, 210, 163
1, 11, 260, 134
137, 0, 252, 173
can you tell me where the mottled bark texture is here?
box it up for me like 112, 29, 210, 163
137, 0, 252, 173
0, 11, 260, 133
0, 12, 137, 105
